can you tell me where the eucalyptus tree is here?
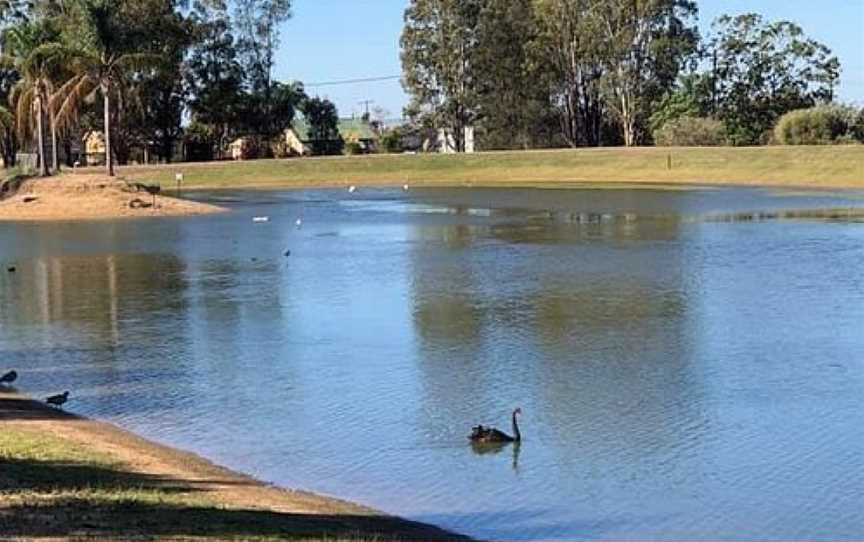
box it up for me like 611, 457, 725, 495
186, 0, 243, 158
233, 0, 292, 140
588, 0, 699, 146
401, 0, 483, 152
474, 0, 556, 149
704, 13, 840, 145
531, 0, 608, 147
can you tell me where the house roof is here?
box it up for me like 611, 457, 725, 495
291, 116, 376, 141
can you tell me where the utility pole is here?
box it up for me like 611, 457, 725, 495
358, 100, 374, 119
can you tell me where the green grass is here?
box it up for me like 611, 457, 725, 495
108, 146, 864, 190
0, 427, 466, 541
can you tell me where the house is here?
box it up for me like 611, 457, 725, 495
84, 131, 106, 165
283, 116, 377, 156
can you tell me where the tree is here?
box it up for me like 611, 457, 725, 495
705, 13, 840, 145
531, 0, 607, 147
233, 0, 292, 139
237, 79, 303, 146
401, 0, 483, 152
0, 67, 19, 167
4, 19, 61, 175
592, 0, 699, 146
186, 0, 244, 158
51, 0, 161, 176
475, 0, 555, 149
302, 96, 341, 155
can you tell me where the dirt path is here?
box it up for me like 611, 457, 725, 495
0, 390, 470, 541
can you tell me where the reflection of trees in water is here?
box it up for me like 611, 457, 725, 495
409, 216, 708, 471
1, 253, 188, 347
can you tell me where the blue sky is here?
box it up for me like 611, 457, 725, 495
275, 0, 864, 119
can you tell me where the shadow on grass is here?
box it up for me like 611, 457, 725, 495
0, 395, 79, 421
0, 456, 471, 541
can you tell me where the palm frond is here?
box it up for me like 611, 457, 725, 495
52, 74, 97, 133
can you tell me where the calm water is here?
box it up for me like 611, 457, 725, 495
1, 185, 863, 541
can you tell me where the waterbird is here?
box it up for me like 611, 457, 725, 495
46, 391, 69, 408
295, 218, 303, 228
284, 249, 291, 257
253, 216, 270, 223
348, 185, 357, 193
0, 370, 17, 385
469, 408, 522, 444
403, 184, 409, 191
7, 266, 15, 273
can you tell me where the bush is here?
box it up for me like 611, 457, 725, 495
378, 127, 403, 153
654, 116, 727, 146
343, 141, 363, 155
773, 105, 863, 145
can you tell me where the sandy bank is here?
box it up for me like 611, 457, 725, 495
0, 174, 227, 222
0, 389, 470, 541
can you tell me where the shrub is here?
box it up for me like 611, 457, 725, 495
773, 105, 863, 145
653, 116, 727, 146
343, 141, 363, 155
379, 127, 403, 153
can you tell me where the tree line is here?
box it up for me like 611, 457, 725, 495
0, 0, 342, 177
400, 0, 854, 150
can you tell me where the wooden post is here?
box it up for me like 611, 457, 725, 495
667, 153, 672, 171
175, 172, 183, 196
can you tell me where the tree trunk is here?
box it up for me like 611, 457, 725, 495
102, 83, 114, 177
50, 111, 59, 173
36, 97, 49, 177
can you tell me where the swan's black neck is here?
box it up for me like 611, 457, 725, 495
511, 410, 521, 442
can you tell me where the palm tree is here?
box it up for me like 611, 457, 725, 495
51, 0, 158, 177
3, 23, 58, 176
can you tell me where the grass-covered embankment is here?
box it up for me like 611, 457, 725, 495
0, 391, 470, 541
114, 146, 864, 190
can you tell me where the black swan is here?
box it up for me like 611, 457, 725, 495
0, 370, 17, 385
469, 407, 522, 443
46, 391, 69, 408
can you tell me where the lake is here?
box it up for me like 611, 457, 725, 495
1, 185, 862, 541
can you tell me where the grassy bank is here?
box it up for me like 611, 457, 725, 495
0, 392, 470, 541
112, 146, 864, 190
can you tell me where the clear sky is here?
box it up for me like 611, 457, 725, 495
274, 0, 864, 119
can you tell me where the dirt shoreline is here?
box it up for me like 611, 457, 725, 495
0, 389, 472, 541
0, 174, 227, 222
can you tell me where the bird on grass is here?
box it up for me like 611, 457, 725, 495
46, 391, 69, 408
469, 407, 522, 444
0, 370, 17, 385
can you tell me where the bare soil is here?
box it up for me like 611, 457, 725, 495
0, 174, 226, 222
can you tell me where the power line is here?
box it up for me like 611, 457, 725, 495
305, 75, 401, 88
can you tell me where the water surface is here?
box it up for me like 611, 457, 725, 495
1, 185, 863, 541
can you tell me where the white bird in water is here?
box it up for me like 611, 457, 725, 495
253, 216, 270, 223
348, 185, 357, 193
295, 218, 303, 228
403, 184, 409, 191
